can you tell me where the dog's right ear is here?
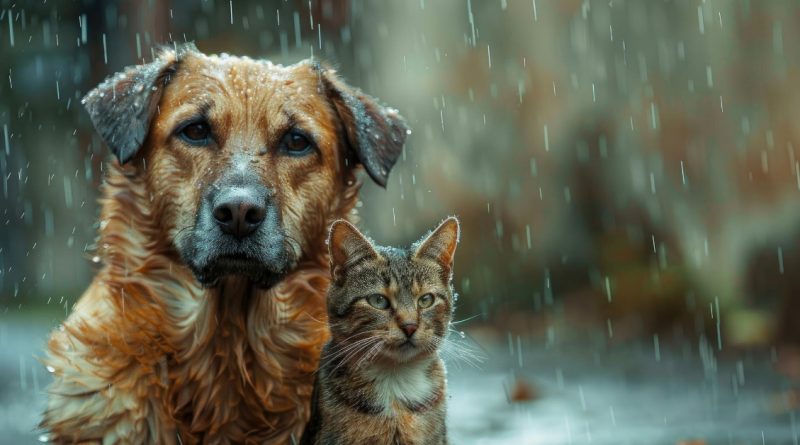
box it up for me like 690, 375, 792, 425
316, 65, 410, 188
82, 44, 195, 164
328, 220, 379, 283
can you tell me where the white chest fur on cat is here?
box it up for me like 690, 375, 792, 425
365, 360, 437, 410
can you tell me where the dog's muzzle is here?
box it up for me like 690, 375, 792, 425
179, 174, 293, 288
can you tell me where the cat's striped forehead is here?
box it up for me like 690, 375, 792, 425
328, 245, 452, 315
371, 248, 418, 289
369, 247, 445, 286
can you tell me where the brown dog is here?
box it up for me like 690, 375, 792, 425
40, 44, 408, 444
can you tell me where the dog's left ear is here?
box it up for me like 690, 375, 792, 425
318, 66, 410, 188
82, 44, 196, 164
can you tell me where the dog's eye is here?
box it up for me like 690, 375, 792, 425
280, 131, 313, 155
180, 122, 211, 145
417, 293, 435, 309
366, 294, 390, 310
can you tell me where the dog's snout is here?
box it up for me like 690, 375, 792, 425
212, 189, 267, 238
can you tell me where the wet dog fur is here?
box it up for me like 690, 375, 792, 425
40, 44, 408, 444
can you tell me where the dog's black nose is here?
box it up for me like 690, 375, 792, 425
212, 189, 267, 238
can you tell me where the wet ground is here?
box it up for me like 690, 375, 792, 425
0, 316, 798, 444
447, 332, 800, 445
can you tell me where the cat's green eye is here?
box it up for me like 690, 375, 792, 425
418, 293, 435, 308
366, 294, 390, 309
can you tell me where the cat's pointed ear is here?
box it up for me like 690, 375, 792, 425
315, 63, 410, 188
328, 220, 379, 282
82, 43, 196, 164
414, 217, 460, 272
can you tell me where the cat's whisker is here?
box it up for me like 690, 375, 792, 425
449, 313, 482, 325
330, 345, 372, 374
318, 342, 377, 371
354, 340, 385, 369
445, 328, 490, 354
437, 333, 488, 370
424, 343, 440, 359
445, 350, 485, 370
318, 345, 375, 376
439, 348, 476, 370
340, 338, 382, 364
443, 336, 484, 355
364, 341, 385, 366
320, 336, 381, 363
442, 350, 483, 370
326, 338, 383, 376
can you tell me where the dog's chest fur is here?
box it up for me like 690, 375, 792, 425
168, 275, 328, 444
41, 169, 332, 445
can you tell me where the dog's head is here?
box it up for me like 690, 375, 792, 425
83, 44, 408, 288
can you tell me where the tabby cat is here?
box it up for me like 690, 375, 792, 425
301, 217, 460, 445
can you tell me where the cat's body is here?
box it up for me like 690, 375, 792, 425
305, 351, 448, 444
301, 218, 460, 445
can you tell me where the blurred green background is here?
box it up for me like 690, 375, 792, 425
3, 1, 800, 442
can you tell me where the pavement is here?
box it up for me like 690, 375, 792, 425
0, 316, 798, 444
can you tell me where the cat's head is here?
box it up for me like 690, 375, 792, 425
326, 217, 460, 365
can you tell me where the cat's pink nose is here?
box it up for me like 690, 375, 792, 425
401, 323, 418, 338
